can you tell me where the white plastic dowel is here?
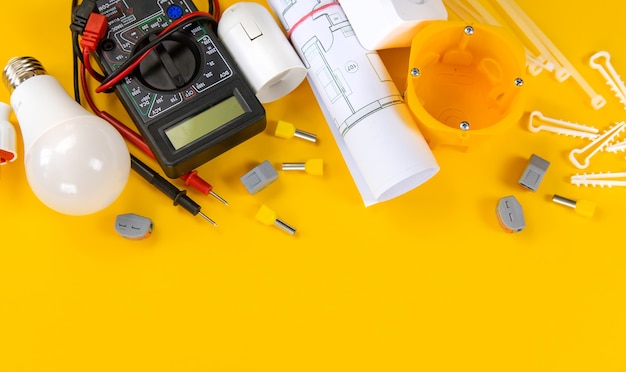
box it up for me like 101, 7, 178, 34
528, 110, 599, 139
569, 122, 626, 169
494, 0, 606, 109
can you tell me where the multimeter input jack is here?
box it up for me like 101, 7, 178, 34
99, 38, 116, 52
134, 31, 200, 91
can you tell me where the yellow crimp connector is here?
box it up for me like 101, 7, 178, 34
255, 204, 277, 226
274, 120, 296, 139
304, 159, 323, 176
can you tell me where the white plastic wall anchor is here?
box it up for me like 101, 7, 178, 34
528, 110, 599, 140
442, 0, 484, 23
444, 0, 553, 77
465, 0, 500, 24
569, 121, 626, 169
444, 0, 548, 77
605, 138, 626, 153
492, 0, 569, 80
493, 0, 606, 109
571, 171, 626, 188
589, 51, 626, 109
526, 54, 555, 76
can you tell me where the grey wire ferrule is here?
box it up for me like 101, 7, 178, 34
274, 219, 296, 235
552, 194, 576, 208
293, 128, 317, 143
282, 162, 306, 171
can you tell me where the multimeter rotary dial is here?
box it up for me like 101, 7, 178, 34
135, 31, 200, 91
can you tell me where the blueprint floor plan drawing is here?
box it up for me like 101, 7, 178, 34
302, 19, 404, 137
267, 0, 440, 206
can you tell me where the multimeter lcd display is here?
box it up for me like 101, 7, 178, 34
165, 95, 246, 150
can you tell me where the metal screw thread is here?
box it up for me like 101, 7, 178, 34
2, 56, 47, 94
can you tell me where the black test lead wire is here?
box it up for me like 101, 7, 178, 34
131, 154, 217, 226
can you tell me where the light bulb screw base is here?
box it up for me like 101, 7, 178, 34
2, 56, 47, 94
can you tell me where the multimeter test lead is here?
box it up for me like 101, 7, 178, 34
130, 154, 217, 226
180, 171, 229, 206
209, 189, 228, 205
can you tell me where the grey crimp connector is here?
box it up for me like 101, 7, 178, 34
240, 160, 279, 194
115, 213, 153, 240
519, 154, 550, 191
496, 196, 525, 233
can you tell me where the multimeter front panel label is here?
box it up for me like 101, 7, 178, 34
120, 34, 233, 121
96, 0, 235, 125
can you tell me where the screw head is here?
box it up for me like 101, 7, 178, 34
410, 68, 420, 77
460, 121, 470, 131
464, 26, 474, 35
515, 77, 524, 87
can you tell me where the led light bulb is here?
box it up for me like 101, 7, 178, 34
2, 56, 130, 215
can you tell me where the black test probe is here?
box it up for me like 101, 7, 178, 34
130, 154, 217, 226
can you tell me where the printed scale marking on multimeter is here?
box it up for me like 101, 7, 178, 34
94, 0, 266, 178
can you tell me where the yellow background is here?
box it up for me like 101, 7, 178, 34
1, 1, 625, 371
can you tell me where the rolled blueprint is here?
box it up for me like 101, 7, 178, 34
265, 0, 439, 206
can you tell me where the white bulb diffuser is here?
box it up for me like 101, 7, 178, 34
2, 56, 131, 215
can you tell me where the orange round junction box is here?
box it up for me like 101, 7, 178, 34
405, 20, 526, 151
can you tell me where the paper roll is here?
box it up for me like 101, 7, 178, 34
266, 0, 439, 206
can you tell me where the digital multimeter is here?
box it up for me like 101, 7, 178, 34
94, 0, 266, 178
